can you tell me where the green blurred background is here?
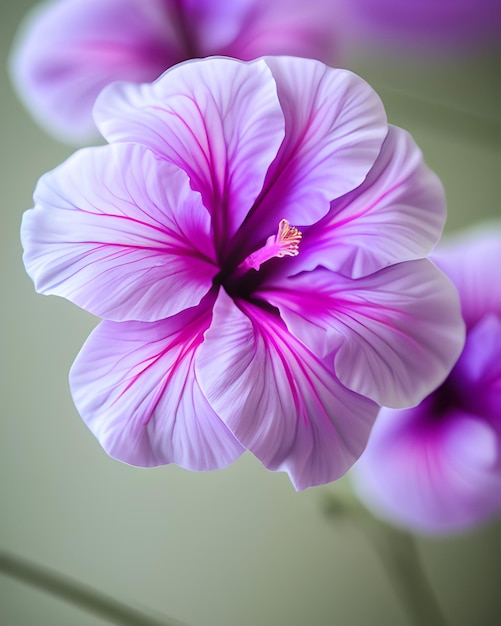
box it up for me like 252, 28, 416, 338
1, 1, 500, 624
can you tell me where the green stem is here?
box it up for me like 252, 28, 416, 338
323, 493, 450, 626
365, 523, 449, 626
0, 550, 188, 626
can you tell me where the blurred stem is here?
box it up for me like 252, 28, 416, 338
323, 493, 450, 626
0, 550, 187, 626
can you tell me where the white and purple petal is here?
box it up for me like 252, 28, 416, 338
95, 57, 285, 243
196, 290, 378, 490
237, 57, 387, 250
260, 260, 465, 408
70, 296, 244, 470
22, 143, 217, 322
296, 125, 446, 278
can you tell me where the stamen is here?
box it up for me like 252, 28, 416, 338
238, 219, 302, 272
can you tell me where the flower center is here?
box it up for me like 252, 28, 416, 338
238, 219, 302, 273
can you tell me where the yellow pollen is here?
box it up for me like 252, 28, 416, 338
275, 219, 302, 257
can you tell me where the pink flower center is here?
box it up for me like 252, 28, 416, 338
238, 219, 302, 272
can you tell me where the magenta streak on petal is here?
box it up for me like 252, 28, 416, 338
226, 114, 317, 262
75, 238, 213, 264
299, 178, 413, 270
71, 206, 213, 253
190, 95, 231, 256
327, 181, 402, 231
196, 291, 378, 489
240, 300, 377, 472
238, 301, 356, 448
115, 312, 209, 427
149, 101, 230, 253
260, 325, 303, 419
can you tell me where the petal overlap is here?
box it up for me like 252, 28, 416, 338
196, 291, 378, 490
261, 260, 465, 408
237, 57, 387, 249
20, 55, 465, 490
9, 0, 343, 143
70, 297, 244, 470
94, 57, 285, 243
296, 125, 446, 278
22, 143, 217, 322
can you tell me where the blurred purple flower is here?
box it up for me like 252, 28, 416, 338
9, 0, 341, 143
347, 0, 501, 50
353, 225, 501, 532
21, 56, 464, 489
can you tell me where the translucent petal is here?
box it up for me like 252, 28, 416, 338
296, 125, 446, 278
261, 260, 465, 408
196, 291, 377, 490
22, 143, 217, 322
70, 298, 243, 470
94, 57, 285, 243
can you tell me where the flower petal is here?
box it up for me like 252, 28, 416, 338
219, 0, 342, 63
195, 291, 378, 490
21, 143, 217, 322
297, 125, 446, 278
452, 314, 501, 421
261, 260, 465, 408
237, 57, 387, 246
352, 405, 501, 534
9, 0, 181, 143
94, 57, 285, 243
69, 297, 244, 470
433, 224, 501, 328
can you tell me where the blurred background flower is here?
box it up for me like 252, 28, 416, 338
8, 0, 341, 143
344, 0, 501, 52
352, 225, 501, 534
8, 0, 500, 145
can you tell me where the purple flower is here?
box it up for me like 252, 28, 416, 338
9, 0, 340, 143
21, 56, 464, 490
353, 225, 501, 532
347, 0, 501, 50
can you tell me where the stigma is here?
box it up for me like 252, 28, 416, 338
238, 219, 302, 272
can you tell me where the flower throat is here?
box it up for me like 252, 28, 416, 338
216, 219, 302, 300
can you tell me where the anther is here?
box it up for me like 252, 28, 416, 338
238, 219, 302, 272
